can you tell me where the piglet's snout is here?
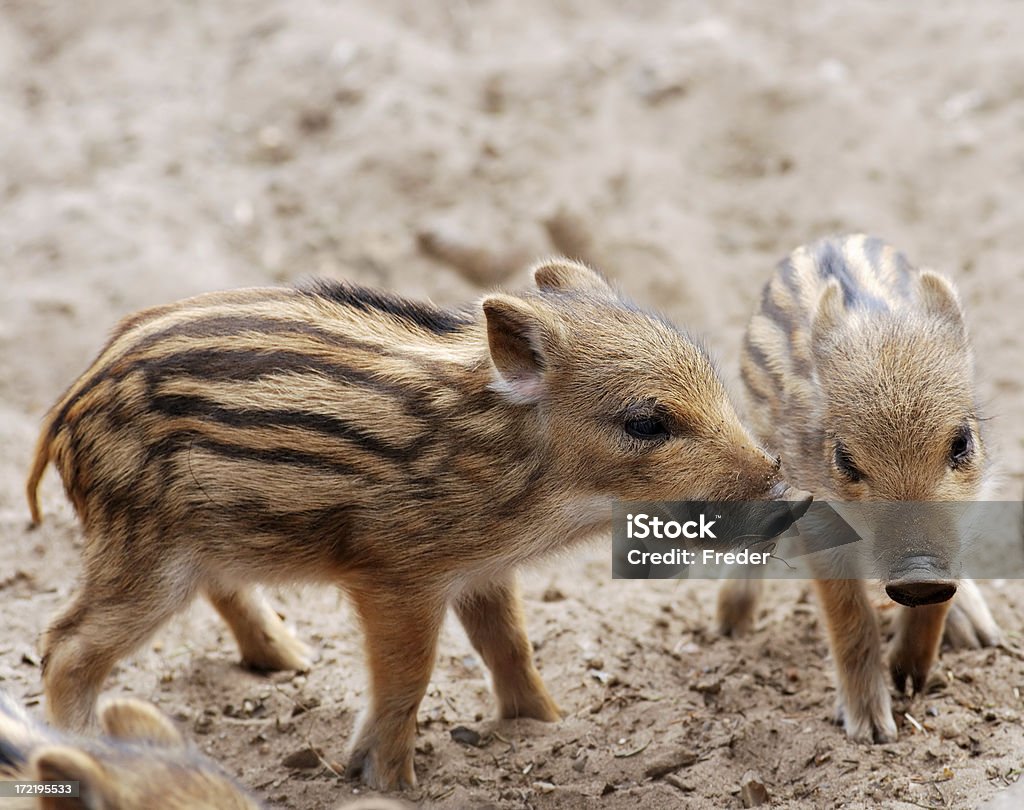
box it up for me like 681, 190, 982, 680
768, 482, 812, 509
885, 556, 957, 607
768, 483, 813, 518
752, 484, 812, 540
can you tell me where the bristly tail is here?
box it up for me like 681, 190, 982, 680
26, 411, 58, 527
24, 313, 137, 528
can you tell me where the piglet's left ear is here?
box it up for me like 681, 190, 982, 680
482, 294, 555, 404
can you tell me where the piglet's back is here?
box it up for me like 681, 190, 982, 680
26, 282, 490, 573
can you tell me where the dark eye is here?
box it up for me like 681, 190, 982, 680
833, 440, 863, 482
949, 425, 974, 469
624, 417, 671, 441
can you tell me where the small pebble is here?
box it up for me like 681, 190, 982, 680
740, 770, 770, 807
693, 678, 722, 695
450, 725, 482, 747
291, 696, 321, 717
281, 747, 322, 770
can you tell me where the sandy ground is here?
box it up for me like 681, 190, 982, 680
2, 1, 1024, 808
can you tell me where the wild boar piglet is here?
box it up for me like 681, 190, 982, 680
719, 235, 1001, 742
29, 260, 803, 789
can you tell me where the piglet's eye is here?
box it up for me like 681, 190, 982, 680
624, 417, 670, 441
949, 425, 974, 469
833, 441, 863, 482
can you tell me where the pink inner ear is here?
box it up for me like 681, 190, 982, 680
490, 371, 545, 404
512, 375, 545, 401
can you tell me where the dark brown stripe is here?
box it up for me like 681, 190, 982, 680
140, 313, 382, 352
138, 346, 450, 424
50, 315, 350, 439
815, 239, 888, 312
214, 498, 357, 559
776, 259, 801, 296
145, 432, 371, 480
52, 310, 472, 441
143, 347, 402, 395
301, 278, 475, 335
743, 333, 784, 393
740, 362, 770, 403
148, 393, 429, 462
759, 284, 797, 337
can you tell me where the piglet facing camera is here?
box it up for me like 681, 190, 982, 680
28, 259, 795, 790
719, 234, 1002, 743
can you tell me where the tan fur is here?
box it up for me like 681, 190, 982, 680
720, 234, 999, 742
28, 260, 790, 790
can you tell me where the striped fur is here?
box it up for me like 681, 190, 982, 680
28, 260, 789, 790
738, 233, 977, 485
722, 234, 997, 744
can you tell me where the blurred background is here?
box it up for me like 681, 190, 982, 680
2, 2, 1023, 808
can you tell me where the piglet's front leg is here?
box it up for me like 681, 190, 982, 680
814, 577, 897, 743
889, 600, 951, 695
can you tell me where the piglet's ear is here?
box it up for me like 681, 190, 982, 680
99, 698, 185, 749
811, 280, 844, 346
533, 258, 613, 295
482, 295, 552, 404
33, 745, 107, 809
919, 269, 966, 336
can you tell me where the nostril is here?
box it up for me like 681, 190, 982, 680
885, 581, 957, 607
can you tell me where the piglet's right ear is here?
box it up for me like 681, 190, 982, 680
483, 295, 551, 404
99, 698, 185, 749
918, 269, 966, 337
533, 258, 613, 295
32, 745, 106, 809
